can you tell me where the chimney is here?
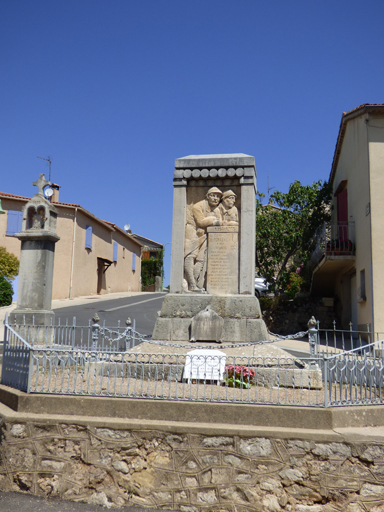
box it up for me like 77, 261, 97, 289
50, 183, 61, 203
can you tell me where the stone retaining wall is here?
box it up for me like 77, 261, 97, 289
1, 420, 384, 511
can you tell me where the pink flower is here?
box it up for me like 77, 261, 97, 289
225, 365, 255, 378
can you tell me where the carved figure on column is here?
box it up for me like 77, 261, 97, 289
27, 206, 46, 229
215, 190, 239, 226
184, 187, 222, 291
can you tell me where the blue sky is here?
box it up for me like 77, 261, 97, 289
1, 0, 384, 285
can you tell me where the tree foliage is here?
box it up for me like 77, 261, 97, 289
256, 180, 331, 294
0, 247, 19, 281
141, 249, 164, 289
0, 276, 13, 307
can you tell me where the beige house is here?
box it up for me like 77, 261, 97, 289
312, 103, 384, 334
0, 190, 143, 300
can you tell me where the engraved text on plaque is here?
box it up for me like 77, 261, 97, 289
206, 226, 238, 295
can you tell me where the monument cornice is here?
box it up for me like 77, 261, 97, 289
175, 153, 255, 168
16, 231, 60, 243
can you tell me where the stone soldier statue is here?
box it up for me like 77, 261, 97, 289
184, 187, 222, 291
215, 189, 239, 226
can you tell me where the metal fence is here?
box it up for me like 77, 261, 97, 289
6, 313, 146, 351
1, 313, 148, 392
324, 341, 384, 407
317, 322, 380, 354
315, 221, 356, 256
1, 314, 384, 407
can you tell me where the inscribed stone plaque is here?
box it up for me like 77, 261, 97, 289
190, 306, 224, 343
207, 226, 238, 295
183, 349, 227, 383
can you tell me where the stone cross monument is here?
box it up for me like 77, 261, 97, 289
10, 174, 60, 328
153, 154, 268, 343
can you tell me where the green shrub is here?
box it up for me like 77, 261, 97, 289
0, 276, 13, 307
0, 247, 19, 280
259, 296, 275, 311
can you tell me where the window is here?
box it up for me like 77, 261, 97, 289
85, 225, 92, 249
6, 210, 23, 236
132, 254, 136, 271
113, 241, 118, 262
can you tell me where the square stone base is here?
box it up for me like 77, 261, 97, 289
152, 294, 269, 343
9, 309, 55, 345
10, 309, 55, 327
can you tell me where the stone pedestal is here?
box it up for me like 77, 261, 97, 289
10, 234, 59, 327
152, 294, 269, 343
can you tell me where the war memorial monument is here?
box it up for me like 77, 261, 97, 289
153, 153, 269, 343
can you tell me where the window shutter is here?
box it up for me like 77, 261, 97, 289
6, 210, 22, 235
337, 188, 348, 224
113, 242, 118, 262
17, 211, 22, 231
85, 225, 92, 249
132, 254, 136, 271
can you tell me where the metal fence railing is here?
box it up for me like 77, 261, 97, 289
2, 314, 384, 407
5, 313, 148, 351
315, 221, 356, 257
324, 341, 384, 407
317, 323, 380, 354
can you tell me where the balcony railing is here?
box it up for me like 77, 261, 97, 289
315, 222, 355, 257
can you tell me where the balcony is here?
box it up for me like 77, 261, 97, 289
311, 222, 355, 296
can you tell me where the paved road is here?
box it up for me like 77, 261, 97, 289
54, 293, 166, 336
0, 491, 176, 512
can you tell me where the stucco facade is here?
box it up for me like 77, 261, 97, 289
0, 192, 143, 300
313, 104, 384, 334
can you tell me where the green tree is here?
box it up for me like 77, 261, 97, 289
0, 247, 19, 306
0, 247, 19, 281
0, 276, 13, 306
141, 249, 164, 290
256, 180, 331, 295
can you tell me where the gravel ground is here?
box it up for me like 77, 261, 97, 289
29, 361, 327, 406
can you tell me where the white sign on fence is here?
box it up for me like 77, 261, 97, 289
183, 349, 227, 383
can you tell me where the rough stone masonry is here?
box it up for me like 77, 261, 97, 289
1, 421, 384, 511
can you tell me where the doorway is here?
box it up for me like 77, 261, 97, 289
97, 258, 112, 294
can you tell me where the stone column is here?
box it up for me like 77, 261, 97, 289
239, 169, 256, 295
169, 178, 187, 293
12, 233, 59, 327
10, 174, 60, 330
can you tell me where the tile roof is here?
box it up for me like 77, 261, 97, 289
0, 191, 31, 200
131, 234, 163, 248
56, 201, 81, 208
342, 103, 384, 117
